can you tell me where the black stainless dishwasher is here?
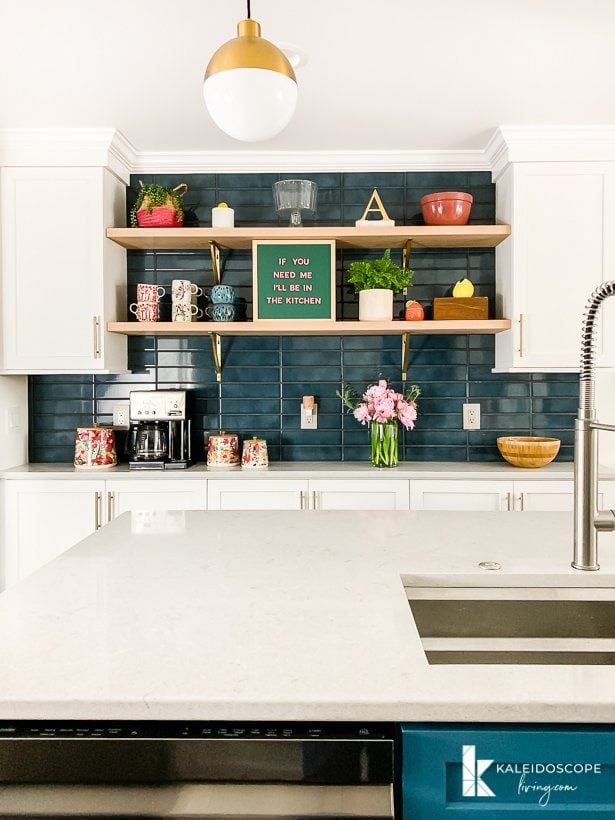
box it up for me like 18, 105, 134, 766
0, 720, 395, 818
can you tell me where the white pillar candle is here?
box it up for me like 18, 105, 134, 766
212, 205, 235, 228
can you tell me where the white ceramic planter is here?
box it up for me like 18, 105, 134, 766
358, 288, 394, 321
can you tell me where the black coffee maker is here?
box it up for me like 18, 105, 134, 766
126, 390, 194, 470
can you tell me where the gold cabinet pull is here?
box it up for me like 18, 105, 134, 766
519, 492, 525, 511
107, 491, 115, 521
518, 313, 526, 357
312, 490, 319, 510
93, 316, 101, 359
94, 492, 102, 530
300, 491, 307, 510
506, 492, 513, 511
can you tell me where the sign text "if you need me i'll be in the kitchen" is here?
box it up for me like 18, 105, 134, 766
253, 241, 336, 320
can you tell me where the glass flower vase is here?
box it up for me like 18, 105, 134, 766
370, 421, 399, 468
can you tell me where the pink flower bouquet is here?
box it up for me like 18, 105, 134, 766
337, 378, 420, 467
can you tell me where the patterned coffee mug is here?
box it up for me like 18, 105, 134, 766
206, 303, 235, 322
130, 301, 159, 322
172, 279, 203, 303
137, 283, 165, 302
210, 284, 235, 304
172, 302, 203, 322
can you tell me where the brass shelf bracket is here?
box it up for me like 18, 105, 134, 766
209, 241, 222, 285
401, 333, 410, 383
209, 332, 222, 382
402, 239, 413, 270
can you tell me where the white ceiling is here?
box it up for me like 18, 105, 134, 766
2, 0, 615, 156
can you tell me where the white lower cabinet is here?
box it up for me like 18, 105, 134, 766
1, 478, 206, 589
410, 479, 615, 512
410, 480, 512, 511
309, 479, 409, 510
105, 479, 206, 518
2, 479, 105, 589
207, 479, 305, 510
207, 478, 410, 510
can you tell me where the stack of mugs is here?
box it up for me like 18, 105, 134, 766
206, 284, 235, 322
172, 279, 203, 322
130, 284, 165, 322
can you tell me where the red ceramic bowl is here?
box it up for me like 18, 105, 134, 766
420, 191, 473, 226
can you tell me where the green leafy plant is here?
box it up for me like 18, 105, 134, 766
346, 248, 413, 293
130, 181, 188, 227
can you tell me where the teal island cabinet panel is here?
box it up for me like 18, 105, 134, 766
401, 723, 615, 818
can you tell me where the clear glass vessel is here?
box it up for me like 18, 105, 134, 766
273, 179, 318, 226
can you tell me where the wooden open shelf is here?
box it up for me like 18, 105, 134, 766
107, 319, 512, 382
107, 319, 511, 337
106, 224, 512, 379
106, 224, 511, 251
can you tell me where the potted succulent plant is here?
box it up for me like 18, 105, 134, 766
346, 248, 414, 321
130, 181, 188, 228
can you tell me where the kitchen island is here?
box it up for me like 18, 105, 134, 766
1, 508, 615, 723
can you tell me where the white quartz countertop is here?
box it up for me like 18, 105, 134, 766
4, 460, 613, 480
2, 508, 615, 723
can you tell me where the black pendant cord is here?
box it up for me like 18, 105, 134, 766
247, 0, 251, 18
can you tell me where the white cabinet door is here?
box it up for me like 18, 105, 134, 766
105, 479, 206, 519
599, 480, 615, 510
309, 479, 409, 510
207, 479, 306, 510
410, 480, 513, 511
0, 167, 126, 373
495, 161, 615, 371
2, 479, 104, 589
513, 480, 574, 511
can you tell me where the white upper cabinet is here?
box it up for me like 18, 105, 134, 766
0, 166, 127, 373
495, 161, 615, 371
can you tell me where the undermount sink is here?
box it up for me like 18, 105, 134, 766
404, 583, 615, 665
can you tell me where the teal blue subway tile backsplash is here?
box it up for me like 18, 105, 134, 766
28, 170, 578, 464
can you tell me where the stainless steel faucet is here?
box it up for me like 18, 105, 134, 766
573, 281, 615, 570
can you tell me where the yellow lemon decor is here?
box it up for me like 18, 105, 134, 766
452, 278, 474, 297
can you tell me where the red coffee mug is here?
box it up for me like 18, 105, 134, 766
130, 301, 159, 322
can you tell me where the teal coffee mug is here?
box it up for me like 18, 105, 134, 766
206, 303, 235, 322
210, 284, 235, 304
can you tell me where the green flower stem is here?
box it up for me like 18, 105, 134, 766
370, 421, 398, 468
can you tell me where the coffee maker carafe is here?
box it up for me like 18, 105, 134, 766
126, 390, 193, 470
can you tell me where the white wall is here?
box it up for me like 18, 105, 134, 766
0, 375, 27, 469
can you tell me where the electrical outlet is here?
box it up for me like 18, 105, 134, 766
300, 405, 318, 430
463, 403, 480, 430
112, 404, 130, 428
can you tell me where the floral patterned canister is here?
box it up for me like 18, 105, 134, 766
241, 437, 269, 470
206, 432, 240, 468
74, 426, 117, 469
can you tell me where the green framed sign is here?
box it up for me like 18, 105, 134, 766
253, 240, 336, 321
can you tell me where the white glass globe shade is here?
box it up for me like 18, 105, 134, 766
203, 68, 298, 142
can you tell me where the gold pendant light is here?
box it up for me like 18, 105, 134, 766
203, 3, 298, 142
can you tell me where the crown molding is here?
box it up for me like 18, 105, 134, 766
0, 128, 134, 183
3, 126, 615, 181
130, 148, 492, 174
487, 125, 615, 179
